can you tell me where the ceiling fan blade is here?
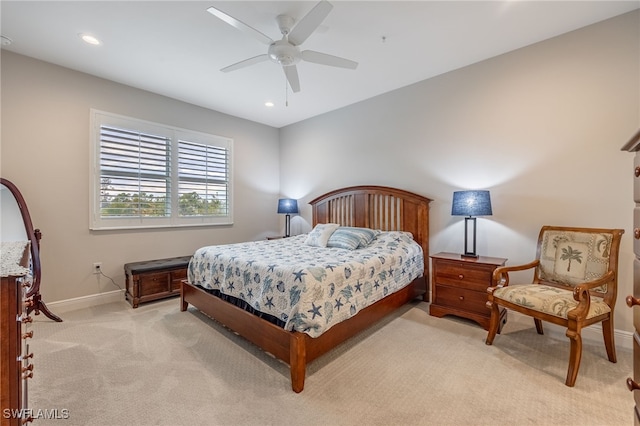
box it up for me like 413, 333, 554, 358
288, 0, 333, 46
221, 54, 269, 73
301, 50, 358, 69
207, 6, 273, 45
283, 65, 301, 93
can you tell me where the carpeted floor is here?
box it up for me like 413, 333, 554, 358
28, 298, 633, 425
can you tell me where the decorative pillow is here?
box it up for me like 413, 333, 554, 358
327, 228, 361, 250
327, 227, 380, 250
352, 227, 380, 248
304, 223, 339, 247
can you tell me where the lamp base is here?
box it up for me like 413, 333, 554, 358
463, 217, 478, 259
284, 214, 291, 238
461, 253, 479, 259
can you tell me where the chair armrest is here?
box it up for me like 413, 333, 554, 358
490, 260, 540, 288
569, 270, 616, 319
573, 270, 615, 295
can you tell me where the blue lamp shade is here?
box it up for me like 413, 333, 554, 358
451, 190, 492, 217
277, 198, 299, 214
277, 198, 298, 237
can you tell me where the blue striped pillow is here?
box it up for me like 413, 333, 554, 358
327, 227, 379, 250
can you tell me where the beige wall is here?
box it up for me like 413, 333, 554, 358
279, 11, 640, 333
1, 52, 281, 302
1, 10, 638, 337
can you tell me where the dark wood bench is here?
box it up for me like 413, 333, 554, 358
124, 256, 192, 308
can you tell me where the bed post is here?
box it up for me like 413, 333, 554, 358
180, 280, 189, 311
290, 332, 307, 393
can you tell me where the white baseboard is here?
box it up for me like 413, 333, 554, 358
46, 290, 127, 315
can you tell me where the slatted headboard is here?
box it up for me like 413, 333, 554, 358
309, 185, 431, 276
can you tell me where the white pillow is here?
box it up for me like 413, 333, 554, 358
304, 223, 340, 247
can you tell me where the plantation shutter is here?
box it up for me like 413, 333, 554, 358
178, 140, 229, 216
99, 125, 171, 218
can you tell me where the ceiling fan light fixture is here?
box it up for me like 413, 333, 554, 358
79, 33, 101, 46
268, 41, 300, 66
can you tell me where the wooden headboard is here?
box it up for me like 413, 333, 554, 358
309, 185, 431, 275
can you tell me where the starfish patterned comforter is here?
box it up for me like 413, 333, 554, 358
188, 231, 424, 338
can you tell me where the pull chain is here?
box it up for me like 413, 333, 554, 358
285, 75, 289, 107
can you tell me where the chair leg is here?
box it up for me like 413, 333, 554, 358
534, 318, 544, 335
602, 317, 617, 363
565, 328, 582, 387
485, 300, 501, 345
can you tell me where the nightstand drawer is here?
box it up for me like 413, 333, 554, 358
434, 286, 489, 316
434, 262, 494, 291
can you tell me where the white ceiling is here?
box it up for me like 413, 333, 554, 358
2, 1, 638, 128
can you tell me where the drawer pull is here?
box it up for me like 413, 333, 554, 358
20, 353, 34, 361
627, 295, 640, 307
459, 296, 464, 301
24, 298, 34, 308
22, 364, 34, 373
22, 371, 33, 380
22, 331, 33, 340
20, 314, 33, 323
635, 166, 640, 178
627, 377, 640, 392
458, 274, 464, 280
635, 228, 640, 240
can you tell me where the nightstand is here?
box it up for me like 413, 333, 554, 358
429, 252, 508, 331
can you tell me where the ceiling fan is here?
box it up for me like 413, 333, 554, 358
207, 0, 358, 93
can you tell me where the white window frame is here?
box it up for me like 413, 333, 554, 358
90, 109, 233, 230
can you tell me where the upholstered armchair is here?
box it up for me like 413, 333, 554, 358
485, 226, 624, 387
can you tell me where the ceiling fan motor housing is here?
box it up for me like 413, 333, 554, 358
268, 40, 301, 66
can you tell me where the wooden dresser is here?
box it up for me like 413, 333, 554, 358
622, 128, 640, 424
429, 252, 508, 331
1, 242, 34, 425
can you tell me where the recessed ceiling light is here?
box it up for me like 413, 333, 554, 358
265, 102, 274, 107
79, 33, 101, 46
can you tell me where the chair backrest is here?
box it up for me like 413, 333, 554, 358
533, 226, 624, 300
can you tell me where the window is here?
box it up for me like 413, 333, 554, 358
90, 110, 233, 230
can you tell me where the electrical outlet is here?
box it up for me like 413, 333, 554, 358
93, 262, 102, 274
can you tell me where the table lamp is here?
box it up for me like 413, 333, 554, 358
277, 198, 299, 237
451, 190, 492, 258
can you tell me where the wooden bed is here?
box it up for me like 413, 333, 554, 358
180, 185, 431, 392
